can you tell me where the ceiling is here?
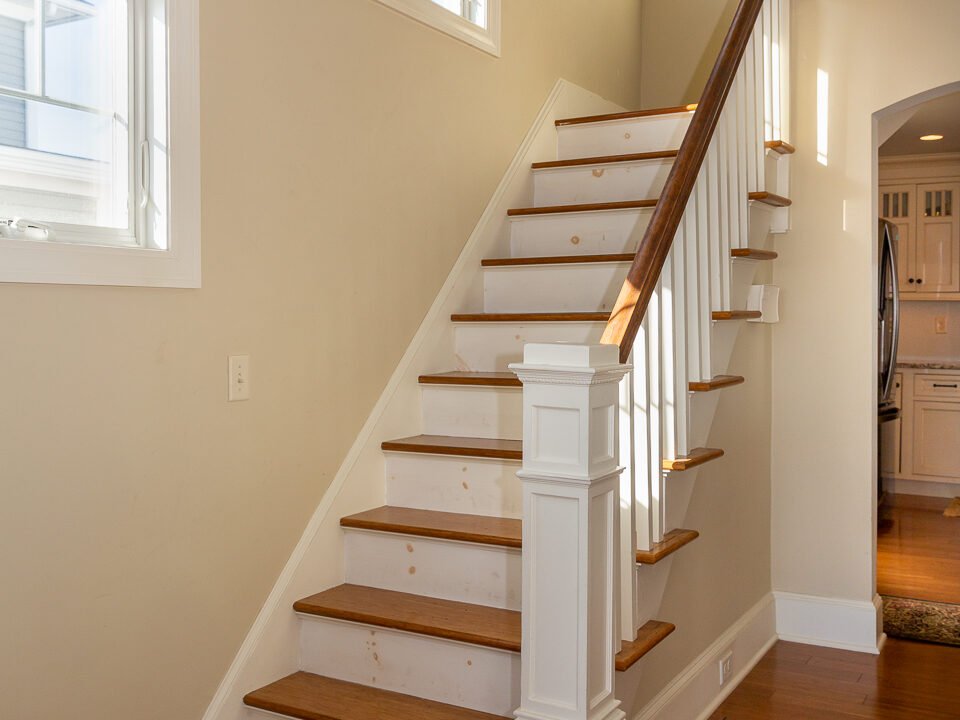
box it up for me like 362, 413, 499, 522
881, 92, 960, 156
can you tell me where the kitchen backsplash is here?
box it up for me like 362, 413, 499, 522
899, 301, 960, 361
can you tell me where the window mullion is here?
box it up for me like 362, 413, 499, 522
133, 0, 148, 247
35, 0, 45, 97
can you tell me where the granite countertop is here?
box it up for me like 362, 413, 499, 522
897, 360, 960, 370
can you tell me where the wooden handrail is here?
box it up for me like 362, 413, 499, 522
600, 0, 765, 364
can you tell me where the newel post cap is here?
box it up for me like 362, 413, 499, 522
509, 343, 630, 384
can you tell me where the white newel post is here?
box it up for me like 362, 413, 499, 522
510, 344, 631, 720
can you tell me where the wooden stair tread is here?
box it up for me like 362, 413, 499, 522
636, 529, 700, 564
294, 584, 521, 652
420, 371, 521, 387
689, 375, 745, 392
293, 585, 671, 673
615, 621, 676, 671
507, 199, 658, 217
341, 506, 521, 548
482, 253, 634, 267
749, 191, 792, 207
731, 248, 778, 260
712, 310, 761, 321
244, 671, 509, 720
765, 139, 796, 155
381, 435, 522, 460
451, 312, 610, 323
531, 150, 679, 170
663, 447, 724, 471
556, 104, 697, 127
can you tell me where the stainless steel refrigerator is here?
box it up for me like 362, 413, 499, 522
878, 219, 901, 501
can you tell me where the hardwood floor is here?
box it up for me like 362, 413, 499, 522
711, 639, 960, 719
878, 494, 960, 604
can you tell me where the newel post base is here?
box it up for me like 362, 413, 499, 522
510, 344, 631, 720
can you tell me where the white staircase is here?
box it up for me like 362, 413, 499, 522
241, 1, 790, 718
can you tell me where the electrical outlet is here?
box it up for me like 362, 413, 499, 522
935, 316, 948, 334
228, 355, 251, 402
719, 650, 733, 687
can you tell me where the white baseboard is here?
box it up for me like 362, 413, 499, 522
774, 591, 884, 654
632, 594, 776, 720
883, 476, 960, 499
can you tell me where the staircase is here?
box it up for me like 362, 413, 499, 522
242, 1, 790, 718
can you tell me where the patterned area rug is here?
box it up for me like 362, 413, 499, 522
883, 595, 960, 646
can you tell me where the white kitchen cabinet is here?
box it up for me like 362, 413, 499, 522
916, 183, 960, 293
912, 401, 960, 478
880, 186, 916, 295
880, 374, 902, 476
894, 369, 960, 484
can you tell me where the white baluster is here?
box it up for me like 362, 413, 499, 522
743, 37, 758, 195
619, 356, 638, 642
650, 278, 664, 544
754, 16, 766, 191
684, 195, 702, 383
511, 343, 630, 720
695, 167, 713, 378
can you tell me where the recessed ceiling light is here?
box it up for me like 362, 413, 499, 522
920, 134, 945, 141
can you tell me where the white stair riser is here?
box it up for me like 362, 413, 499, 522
532, 158, 674, 206
299, 617, 520, 716
385, 453, 522, 519
344, 530, 521, 610
421, 385, 522, 439
509, 209, 651, 258
453, 321, 604, 371
730, 259, 761, 312
748, 202, 775, 247
483, 263, 629, 313
556, 113, 693, 160
709, 321, 748, 381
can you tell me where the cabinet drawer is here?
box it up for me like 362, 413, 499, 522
914, 374, 960, 399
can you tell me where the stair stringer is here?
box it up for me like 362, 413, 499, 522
200, 79, 627, 720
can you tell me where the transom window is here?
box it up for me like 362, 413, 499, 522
376, 0, 500, 56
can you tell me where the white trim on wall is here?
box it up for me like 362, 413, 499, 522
630, 594, 777, 720
375, 0, 501, 57
774, 591, 885, 655
0, 0, 201, 288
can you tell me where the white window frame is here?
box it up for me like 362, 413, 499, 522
0, 0, 200, 288
376, 0, 501, 57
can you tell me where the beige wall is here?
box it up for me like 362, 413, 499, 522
640, 0, 739, 108
0, 3, 644, 718
771, 0, 960, 603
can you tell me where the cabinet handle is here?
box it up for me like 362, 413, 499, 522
932, 383, 958, 388
908, 278, 915, 284
917, 278, 924, 285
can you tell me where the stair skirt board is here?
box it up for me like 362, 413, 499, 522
298, 615, 520, 716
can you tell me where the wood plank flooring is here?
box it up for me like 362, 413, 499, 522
711, 639, 960, 719
877, 494, 960, 604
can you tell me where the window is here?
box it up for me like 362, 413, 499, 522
0, 0, 200, 287
376, 0, 500, 56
